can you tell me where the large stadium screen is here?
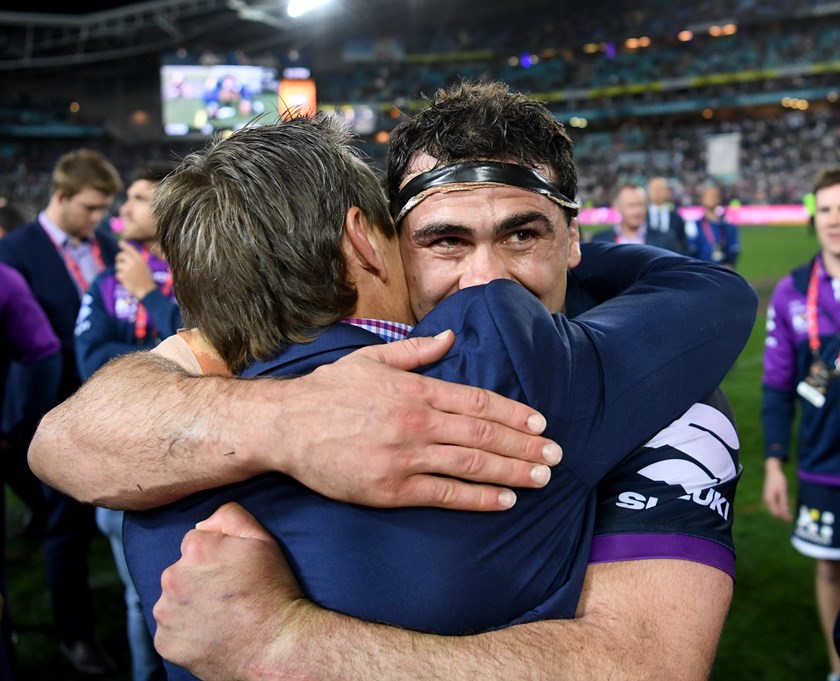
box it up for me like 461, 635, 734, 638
161, 63, 280, 136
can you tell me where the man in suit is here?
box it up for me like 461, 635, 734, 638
590, 183, 682, 252
647, 176, 688, 254
0, 149, 121, 675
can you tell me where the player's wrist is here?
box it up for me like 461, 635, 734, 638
248, 597, 329, 681
226, 374, 303, 479
135, 283, 157, 300
764, 456, 785, 473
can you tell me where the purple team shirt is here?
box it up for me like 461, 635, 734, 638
1, 262, 60, 363
764, 255, 840, 391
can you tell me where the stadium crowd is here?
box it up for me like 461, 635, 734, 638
3, 0, 840, 216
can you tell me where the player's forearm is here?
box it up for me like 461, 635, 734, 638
29, 351, 277, 509
255, 561, 729, 681
256, 607, 655, 681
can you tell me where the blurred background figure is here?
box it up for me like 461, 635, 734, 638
0, 262, 61, 681
0, 203, 26, 238
646, 176, 688, 254
762, 168, 840, 681
74, 161, 179, 681
0, 149, 122, 676
590, 183, 682, 251
685, 184, 741, 269
0, 201, 45, 542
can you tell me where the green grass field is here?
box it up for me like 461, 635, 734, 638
713, 225, 825, 681
5, 224, 828, 680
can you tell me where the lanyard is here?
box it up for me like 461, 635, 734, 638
48, 233, 105, 294
133, 246, 174, 341
806, 257, 840, 372
700, 218, 722, 249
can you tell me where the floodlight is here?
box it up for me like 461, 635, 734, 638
287, 0, 331, 18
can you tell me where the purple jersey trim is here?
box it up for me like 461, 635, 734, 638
799, 469, 840, 488
589, 533, 735, 579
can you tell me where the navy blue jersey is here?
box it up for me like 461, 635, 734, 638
124, 244, 757, 681
591, 389, 740, 573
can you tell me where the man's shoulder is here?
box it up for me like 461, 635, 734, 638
94, 226, 119, 254
0, 260, 25, 287
588, 228, 615, 242
242, 322, 384, 379
0, 220, 44, 255
770, 262, 809, 304
591, 389, 740, 574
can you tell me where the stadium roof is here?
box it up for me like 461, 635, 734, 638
1, 0, 550, 71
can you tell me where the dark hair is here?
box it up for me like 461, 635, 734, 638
129, 160, 178, 186
155, 115, 394, 374
814, 168, 840, 194
386, 81, 578, 226
50, 148, 122, 198
0, 203, 26, 233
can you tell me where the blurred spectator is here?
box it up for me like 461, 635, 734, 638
685, 184, 741, 268
74, 161, 179, 681
0, 149, 122, 676
0, 204, 25, 237
762, 168, 840, 681
0, 262, 61, 681
647, 176, 688, 254
590, 183, 682, 251
0, 201, 47, 539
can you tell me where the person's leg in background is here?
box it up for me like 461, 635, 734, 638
96, 507, 165, 681
817, 559, 840, 681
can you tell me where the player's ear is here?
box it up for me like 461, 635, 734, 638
567, 216, 582, 270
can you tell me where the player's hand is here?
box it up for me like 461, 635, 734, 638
115, 241, 157, 299
154, 503, 305, 680
762, 458, 791, 521
273, 330, 562, 512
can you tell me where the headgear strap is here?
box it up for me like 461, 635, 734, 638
392, 161, 579, 222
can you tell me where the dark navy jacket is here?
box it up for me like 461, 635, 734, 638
589, 226, 682, 254
124, 243, 757, 680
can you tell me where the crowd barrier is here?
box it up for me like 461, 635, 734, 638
578, 204, 810, 226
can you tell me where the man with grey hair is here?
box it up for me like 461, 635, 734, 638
591, 183, 682, 252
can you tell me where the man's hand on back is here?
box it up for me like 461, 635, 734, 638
272, 330, 562, 512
